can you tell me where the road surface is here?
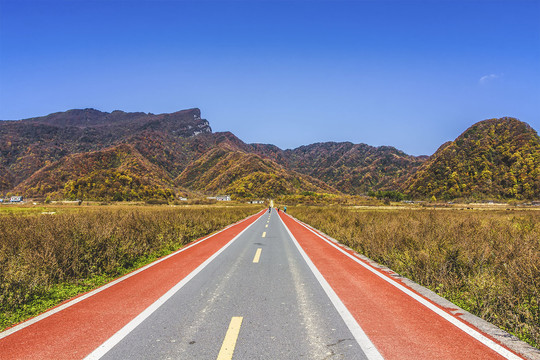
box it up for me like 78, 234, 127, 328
0, 209, 529, 359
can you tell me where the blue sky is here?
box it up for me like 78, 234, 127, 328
1, 0, 539, 155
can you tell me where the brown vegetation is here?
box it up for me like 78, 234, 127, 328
288, 206, 539, 347
0, 205, 260, 330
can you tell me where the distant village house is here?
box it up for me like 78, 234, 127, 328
10, 196, 23, 203
216, 195, 231, 201
248, 200, 265, 204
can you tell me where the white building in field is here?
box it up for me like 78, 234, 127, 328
216, 195, 231, 201
10, 196, 23, 203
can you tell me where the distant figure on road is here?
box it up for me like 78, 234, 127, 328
277, 207, 280, 213
268, 206, 271, 213
284, 206, 287, 213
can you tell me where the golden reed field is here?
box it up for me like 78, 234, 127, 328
288, 206, 539, 348
0, 205, 261, 331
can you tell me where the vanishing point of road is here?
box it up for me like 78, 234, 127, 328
0, 209, 529, 359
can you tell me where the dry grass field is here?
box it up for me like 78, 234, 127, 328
288, 206, 539, 348
0, 204, 261, 331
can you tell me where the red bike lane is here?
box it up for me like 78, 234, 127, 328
0, 210, 264, 360
279, 212, 524, 360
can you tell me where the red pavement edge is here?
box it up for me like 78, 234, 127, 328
280, 212, 538, 360
0, 209, 265, 360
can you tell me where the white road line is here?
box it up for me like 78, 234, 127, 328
278, 215, 384, 360
0, 211, 263, 341
84, 215, 261, 359
290, 215, 525, 360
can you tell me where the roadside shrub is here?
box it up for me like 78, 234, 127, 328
145, 199, 168, 205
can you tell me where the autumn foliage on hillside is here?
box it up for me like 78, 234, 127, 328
2, 109, 539, 200
280, 142, 426, 194
175, 144, 336, 199
1, 108, 346, 200
405, 118, 540, 199
0, 164, 14, 191
15, 144, 176, 201
0, 108, 211, 187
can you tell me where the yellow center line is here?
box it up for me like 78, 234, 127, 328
265, 224, 268, 228
253, 248, 262, 263
262, 232, 266, 238
217, 316, 243, 360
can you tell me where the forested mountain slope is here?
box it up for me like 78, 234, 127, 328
404, 117, 540, 199
14, 144, 178, 201
2, 109, 537, 200
282, 142, 427, 194
176, 144, 336, 198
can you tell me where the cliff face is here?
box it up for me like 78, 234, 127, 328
0, 108, 211, 188
20, 108, 212, 135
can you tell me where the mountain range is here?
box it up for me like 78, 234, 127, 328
1, 108, 539, 201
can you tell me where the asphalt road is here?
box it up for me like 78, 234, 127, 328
98, 210, 368, 359
0, 209, 530, 360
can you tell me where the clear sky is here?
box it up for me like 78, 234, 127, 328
1, 0, 539, 155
